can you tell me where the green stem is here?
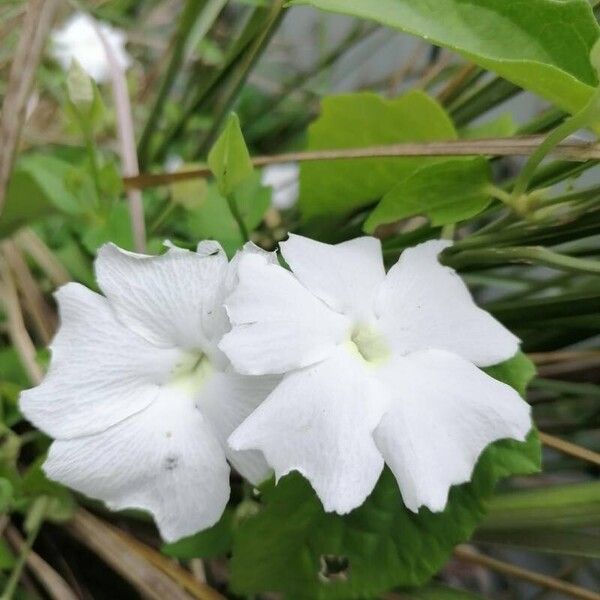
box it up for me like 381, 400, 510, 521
443, 246, 600, 275
511, 88, 600, 200
138, 0, 227, 168
226, 193, 249, 242
1, 498, 48, 600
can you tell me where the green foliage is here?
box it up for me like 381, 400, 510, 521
162, 508, 234, 559
292, 0, 600, 114
184, 173, 270, 255
401, 585, 486, 600
1, 154, 88, 238
207, 112, 253, 196
364, 157, 492, 231
300, 91, 456, 220
229, 358, 541, 598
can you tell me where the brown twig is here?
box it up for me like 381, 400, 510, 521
5, 525, 79, 600
538, 432, 600, 467
95, 22, 146, 252
123, 136, 600, 190
0, 0, 60, 216
66, 510, 224, 600
15, 229, 71, 288
2, 240, 56, 344
453, 546, 600, 600
437, 62, 478, 104
0, 256, 43, 384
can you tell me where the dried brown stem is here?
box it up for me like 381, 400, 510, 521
15, 229, 71, 288
0, 0, 60, 215
66, 509, 224, 600
95, 22, 146, 252
5, 525, 79, 600
539, 432, 600, 467
0, 256, 43, 384
453, 545, 599, 600
2, 240, 56, 344
123, 136, 600, 190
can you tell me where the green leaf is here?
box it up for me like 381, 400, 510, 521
19, 458, 75, 524
480, 481, 600, 531
81, 202, 134, 254
1, 154, 88, 238
460, 114, 517, 139
207, 112, 253, 196
0, 539, 15, 571
291, 0, 600, 114
364, 157, 491, 232
300, 91, 456, 220
484, 352, 536, 397
474, 527, 600, 559
184, 173, 270, 256
0, 478, 13, 513
162, 509, 234, 559
230, 353, 541, 598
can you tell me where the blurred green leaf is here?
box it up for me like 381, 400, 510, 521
162, 509, 234, 559
461, 114, 518, 139
474, 527, 600, 559
480, 481, 600, 531
299, 91, 456, 220
292, 0, 600, 114
364, 157, 491, 231
1, 154, 88, 238
184, 173, 270, 256
0, 478, 14, 513
19, 458, 75, 524
81, 202, 134, 254
0, 539, 15, 571
208, 112, 253, 196
230, 356, 540, 598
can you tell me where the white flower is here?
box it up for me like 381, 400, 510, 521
20, 241, 276, 542
221, 235, 532, 515
51, 12, 131, 83
261, 163, 299, 210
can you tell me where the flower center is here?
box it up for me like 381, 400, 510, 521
168, 351, 213, 395
348, 324, 390, 365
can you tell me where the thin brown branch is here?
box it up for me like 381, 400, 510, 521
95, 23, 146, 252
2, 240, 56, 344
539, 432, 600, 467
528, 350, 600, 365
437, 62, 478, 103
123, 136, 600, 190
5, 525, 79, 600
0, 256, 43, 385
66, 509, 224, 600
15, 229, 71, 288
0, 0, 60, 216
453, 546, 600, 600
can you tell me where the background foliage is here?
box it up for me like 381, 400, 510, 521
0, 0, 599, 598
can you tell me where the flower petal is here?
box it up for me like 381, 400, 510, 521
280, 234, 386, 320
220, 253, 349, 375
373, 349, 532, 513
44, 389, 230, 542
197, 370, 278, 485
20, 283, 179, 439
95, 243, 228, 351
375, 240, 519, 366
229, 348, 389, 513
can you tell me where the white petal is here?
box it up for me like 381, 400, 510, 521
95, 243, 228, 352
229, 349, 389, 513
197, 370, 278, 485
20, 283, 179, 439
280, 234, 386, 321
261, 163, 299, 210
373, 349, 532, 513
375, 240, 519, 367
220, 253, 349, 375
44, 389, 230, 542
